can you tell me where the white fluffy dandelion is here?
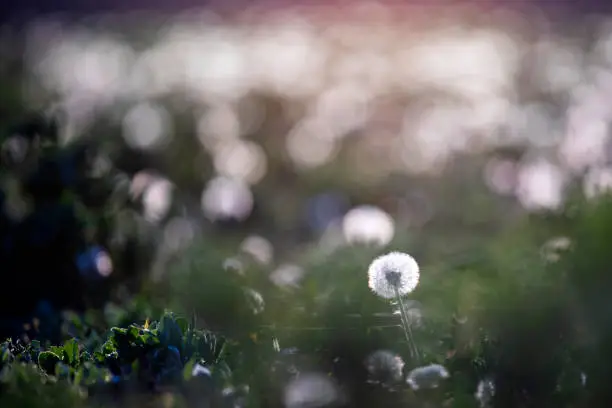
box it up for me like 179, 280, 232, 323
368, 252, 421, 360
368, 252, 420, 299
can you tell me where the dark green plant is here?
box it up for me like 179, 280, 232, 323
0, 312, 237, 407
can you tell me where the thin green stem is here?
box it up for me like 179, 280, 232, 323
394, 286, 419, 362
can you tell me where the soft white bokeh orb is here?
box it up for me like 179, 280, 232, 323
201, 176, 254, 222
342, 205, 395, 246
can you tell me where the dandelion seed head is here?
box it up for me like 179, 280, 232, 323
406, 364, 450, 391
368, 252, 420, 299
365, 350, 405, 386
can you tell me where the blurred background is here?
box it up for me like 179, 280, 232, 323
4, 1, 612, 407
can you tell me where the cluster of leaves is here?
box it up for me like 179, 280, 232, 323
0, 312, 240, 408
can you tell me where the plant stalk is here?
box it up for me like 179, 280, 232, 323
394, 286, 419, 361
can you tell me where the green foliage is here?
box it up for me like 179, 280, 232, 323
0, 363, 87, 408
0, 312, 235, 408
166, 243, 272, 338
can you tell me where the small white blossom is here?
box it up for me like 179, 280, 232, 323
368, 252, 420, 299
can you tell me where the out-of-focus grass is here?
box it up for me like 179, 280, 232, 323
146, 192, 612, 407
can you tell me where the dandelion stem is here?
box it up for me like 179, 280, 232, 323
394, 286, 419, 361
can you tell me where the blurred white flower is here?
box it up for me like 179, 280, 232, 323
283, 373, 340, 408
201, 176, 253, 222
163, 217, 198, 253
475, 378, 495, 408
142, 178, 173, 223
406, 364, 450, 390
540, 236, 572, 263
244, 288, 265, 315
270, 264, 305, 289
515, 159, 566, 211
2, 136, 29, 164
583, 166, 612, 199
483, 157, 518, 196
214, 140, 268, 184
368, 252, 420, 299
364, 350, 405, 386
95, 250, 113, 278
342, 205, 395, 247
192, 363, 212, 378
122, 102, 172, 150
223, 257, 245, 275
240, 235, 274, 265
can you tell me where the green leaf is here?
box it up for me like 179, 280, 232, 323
183, 358, 196, 381
110, 328, 132, 355
142, 331, 160, 346
93, 351, 106, 364
128, 326, 141, 343
63, 338, 79, 366
38, 351, 62, 375
73, 367, 83, 386
1, 344, 12, 364
110, 327, 128, 337
49, 346, 64, 358
100, 340, 116, 356
159, 313, 183, 350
